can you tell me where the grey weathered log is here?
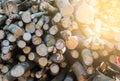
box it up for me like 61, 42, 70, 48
23, 33, 32, 42
3, 61, 35, 81
4, 24, 23, 38
0, 15, 7, 26
51, 53, 64, 63
81, 48, 93, 66
28, 52, 40, 63
0, 30, 5, 40
7, 33, 16, 42
1, 65, 10, 74
1, 40, 10, 46
44, 34, 56, 47
71, 61, 87, 81
31, 11, 48, 19
36, 15, 45, 29
64, 74, 74, 81
1, 45, 14, 54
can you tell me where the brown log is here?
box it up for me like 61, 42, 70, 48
31, 5, 39, 13
1, 65, 10, 74
65, 36, 79, 49
18, 55, 26, 62
23, 46, 31, 54
1, 52, 12, 61
60, 61, 67, 68
55, 0, 74, 17
25, 22, 35, 34
49, 25, 58, 35
36, 16, 45, 29
35, 29, 43, 37
92, 51, 99, 60
32, 35, 42, 45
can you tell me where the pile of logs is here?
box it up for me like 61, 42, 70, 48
0, 0, 120, 81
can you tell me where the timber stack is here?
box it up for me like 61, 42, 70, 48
0, 0, 120, 81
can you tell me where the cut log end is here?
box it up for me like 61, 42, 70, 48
14, 29, 23, 38
11, 65, 25, 77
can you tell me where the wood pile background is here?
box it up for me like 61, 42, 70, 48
0, 0, 120, 81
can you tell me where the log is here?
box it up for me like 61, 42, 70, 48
17, 40, 26, 49
7, 33, 16, 43
75, 0, 94, 24
61, 17, 71, 28
1, 45, 14, 54
51, 53, 64, 63
18, 21, 24, 27
60, 30, 72, 40
21, 11, 31, 23
64, 74, 74, 81
40, 2, 58, 14
71, 61, 87, 81
31, 5, 39, 13
0, 30, 5, 40
18, 55, 26, 62
70, 50, 79, 59
43, 23, 49, 31
55, 39, 65, 50
1, 40, 10, 46
28, 52, 40, 63
23, 33, 32, 42
32, 35, 42, 45
1, 65, 10, 74
81, 48, 93, 66
23, 46, 31, 54
25, 22, 35, 34
92, 51, 99, 60
52, 12, 62, 23
31, 11, 48, 19
55, 0, 74, 17
65, 36, 79, 49
36, 44, 48, 56
35, 29, 43, 37
38, 57, 48, 68
3, 61, 35, 81
36, 15, 45, 29
1, 52, 12, 61
50, 63, 60, 75
60, 61, 67, 68
49, 25, 58, 35
4, 24, 23, 38
44, 34, 56, 47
